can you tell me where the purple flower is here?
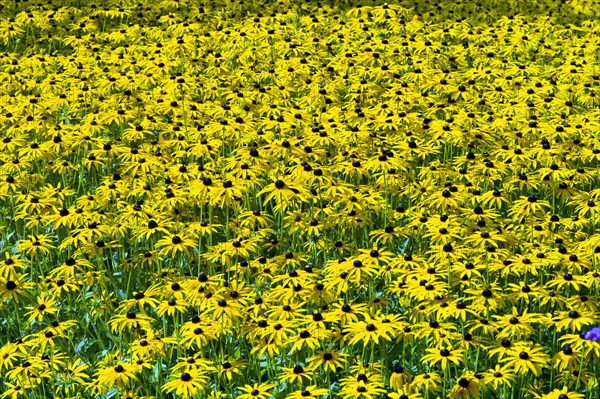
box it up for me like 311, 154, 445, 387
584, 327, 600, 342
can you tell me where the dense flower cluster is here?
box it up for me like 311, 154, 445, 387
0, 0, 599, 398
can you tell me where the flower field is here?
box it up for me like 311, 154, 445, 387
1, 0, 600, 398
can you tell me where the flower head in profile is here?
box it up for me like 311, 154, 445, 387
448, 374, 480, 399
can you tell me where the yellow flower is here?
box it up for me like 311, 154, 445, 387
17, 234, 55, 257
346, 317, 393, 347
448, 375, 480, 399
279, 365, 313, 385
0, 276, 34, 303
1, 382, 31, 399
501, 344, 551, 377
542, 387, 586, 399
338, 381, 386, 399
420, 347, 464, 370
482, 364, 515, 390
156, 298, 190, 317
389, 364, 411, 390
411, 372, 442, 395
237, 383, 276, 399
162, 369, 209, 398
308, 349, 348, 373
156, 233, 197, 257
95, 363, 140, 389
258, 179, 308, 211
285, 385, 329, 399
108, 311, 154, 332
